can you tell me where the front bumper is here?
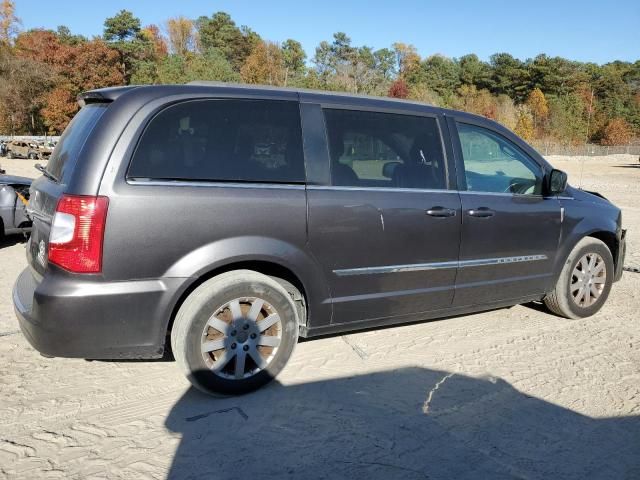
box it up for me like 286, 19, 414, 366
614, 229, 626, 282
13, 267, 185, 359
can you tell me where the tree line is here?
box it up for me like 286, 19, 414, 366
1, 3, 639, 146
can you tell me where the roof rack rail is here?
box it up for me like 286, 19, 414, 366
184, 81, 436, 106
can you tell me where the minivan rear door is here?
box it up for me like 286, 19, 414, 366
27, 103, 108, 277
302, 102, 461, 326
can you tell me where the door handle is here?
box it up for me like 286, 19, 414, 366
426, 206, 456, 217
467, 207, 495, 218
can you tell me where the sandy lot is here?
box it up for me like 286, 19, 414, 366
1, 156, 639, 479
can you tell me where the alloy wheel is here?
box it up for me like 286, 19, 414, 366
570, 253, 606, 308
200, 297, 282, 380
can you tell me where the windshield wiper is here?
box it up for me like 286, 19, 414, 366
34, 163, 59, 183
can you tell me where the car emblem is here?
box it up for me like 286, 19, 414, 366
37, 240, 46, 266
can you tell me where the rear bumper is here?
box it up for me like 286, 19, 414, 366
13, 267, 185, 359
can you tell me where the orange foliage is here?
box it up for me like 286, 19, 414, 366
40, 86, 77, 133
601, 118, 633, 146
388, 78, 409, 98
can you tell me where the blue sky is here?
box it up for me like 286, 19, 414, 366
15, 0, 640, 64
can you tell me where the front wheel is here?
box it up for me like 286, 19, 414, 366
544, 237, 614, 319
171, 270, 300, 396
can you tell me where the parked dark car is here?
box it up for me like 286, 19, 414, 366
0, 174, 32, 238
13, 83, 626, 395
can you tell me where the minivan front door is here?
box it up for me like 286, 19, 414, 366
450, 120, 562, 306
305, 106, 461, 326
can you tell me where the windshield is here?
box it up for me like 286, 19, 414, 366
46, 103, 108, 183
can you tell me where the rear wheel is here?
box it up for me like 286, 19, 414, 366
544, 237, 614, 319
171, 270, 300, 396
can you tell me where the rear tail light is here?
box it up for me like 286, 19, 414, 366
49, 195, 109, 273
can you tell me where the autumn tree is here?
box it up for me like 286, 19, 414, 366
514, 108, 534, 141
392, 42, 420, 79
142, 24, 167, 57
40, 87, 77, 133
166, 16, 194, 56
600, 118, 633, 145
454, 85, 496, 119
526, 87, 549, 133
241, 41, 285, 86
1, 9, 639, 142
0, 0, 20, 46
388, 78, 409, 98
0, 49, 52, 134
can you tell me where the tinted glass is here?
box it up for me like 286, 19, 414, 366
47, 104, 108, 182
457, 122, 543, 195
323, 109, 446, 189
128, 100, 305, 183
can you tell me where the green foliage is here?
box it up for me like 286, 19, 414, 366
489, 53, 530, 102
412, 55, 461, 98
281, 39, 306, 82
103, 10, 158, 84
458, 54, 491, 89
155, 50, 240, 84
56, 25, 86, 45
195, 12, 259, 70
103, 10, 140, 42
547, 93, 588, 144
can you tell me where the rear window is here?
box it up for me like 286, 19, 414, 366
46, 104, 108, 182
128, 99, 305, 184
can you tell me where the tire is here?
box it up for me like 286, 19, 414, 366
544, 237, 614, 319
171, 270, 300, 396
7, 151, 13, 159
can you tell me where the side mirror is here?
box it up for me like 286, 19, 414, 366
547, 169, 568, 195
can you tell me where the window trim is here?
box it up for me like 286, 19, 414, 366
125, 98, 307, 185
320, 107, 452, 191
450, 118, 547, 198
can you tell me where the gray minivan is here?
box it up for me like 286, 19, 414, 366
13, 83, 626, 395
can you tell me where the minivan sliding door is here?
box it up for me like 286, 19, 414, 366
304, 104, 462, 326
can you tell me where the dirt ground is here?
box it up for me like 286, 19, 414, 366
1, 156, 639, 479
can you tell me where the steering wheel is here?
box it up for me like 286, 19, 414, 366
504, 180, 535, 194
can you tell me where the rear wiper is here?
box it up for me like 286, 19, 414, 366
35, 163, 59, 183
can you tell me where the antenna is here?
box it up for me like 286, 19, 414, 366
578, 155, 586, 189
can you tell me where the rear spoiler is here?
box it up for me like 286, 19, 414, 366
77, 86, 139, 107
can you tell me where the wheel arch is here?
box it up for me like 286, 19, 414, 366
163, 253, 331, 350
586, 230, 619, 268
551, 225, 619, 291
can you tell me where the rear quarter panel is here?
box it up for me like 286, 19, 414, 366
97, 92, 332, 332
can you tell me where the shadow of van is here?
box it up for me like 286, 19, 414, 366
164, 367, 639, 479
